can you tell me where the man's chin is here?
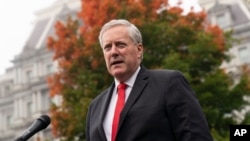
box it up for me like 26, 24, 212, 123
111, 69, 126, 80
112, 70, 125, 76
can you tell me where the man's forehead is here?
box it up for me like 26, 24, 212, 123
103, 38, 128, 45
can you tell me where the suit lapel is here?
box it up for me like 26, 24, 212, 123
97, 83, 115, 141
118, 67, 149, 129
95, 67, 149, 139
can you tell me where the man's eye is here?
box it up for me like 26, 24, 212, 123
104, 45, 111, 51
117, 43, 126, 48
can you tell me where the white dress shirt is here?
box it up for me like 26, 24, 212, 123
103, 66, 141, 141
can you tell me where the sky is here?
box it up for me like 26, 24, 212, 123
0, 0, 56, 75
0, 0, 201, 75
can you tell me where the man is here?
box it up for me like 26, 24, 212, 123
86, 19, 213, 141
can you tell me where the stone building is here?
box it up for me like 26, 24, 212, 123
199, 0, 250, 122
0, 0, 80, 140
2, 0, 250, 140
199, 0, 250, 83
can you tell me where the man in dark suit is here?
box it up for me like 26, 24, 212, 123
86, 19, 213, 141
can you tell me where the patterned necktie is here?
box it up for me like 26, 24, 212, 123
112, 83, 127, 141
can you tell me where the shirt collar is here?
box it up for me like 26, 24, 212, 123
115, 66, 141, 88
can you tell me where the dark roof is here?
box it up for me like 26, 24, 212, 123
230, 4, 249, 25
207, 2, 249, 26
25, 19, 50, 48
13, 4, 79, 63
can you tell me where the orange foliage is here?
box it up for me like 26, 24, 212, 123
241, 65, 250, 89
165, 5, 225, 53
168, 6, 183, 15
91, 59, 99, 70
167, 6, 208, 31
47, 73, 63, 97
48, 0, 227, 138
78, 0, 121, 47
206, 25, 225, 52
78, 0, 165, 47
50, 106, 71, 137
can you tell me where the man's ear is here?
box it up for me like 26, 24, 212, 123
137, 43, 144, 59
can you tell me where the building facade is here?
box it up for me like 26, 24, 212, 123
0, 0, 80, 140
199, 0, 250, 122
2, 0, 249, 140
199, 0, 250, 82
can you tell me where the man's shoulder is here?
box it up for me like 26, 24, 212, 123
149, 69, 178, 73
148, 69, 183, 78
90, 84, 113, 106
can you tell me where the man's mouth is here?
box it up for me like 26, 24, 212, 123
111, 60, 123, 66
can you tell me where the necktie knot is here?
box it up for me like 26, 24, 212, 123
118, 83, 127, 91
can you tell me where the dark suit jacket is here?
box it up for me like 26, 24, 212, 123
86, 66, 213, 141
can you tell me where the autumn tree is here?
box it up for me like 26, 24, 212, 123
47, 0, 250, 140
140, 5, 250, 140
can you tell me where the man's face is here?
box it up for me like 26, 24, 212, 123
101, 25, 143, 82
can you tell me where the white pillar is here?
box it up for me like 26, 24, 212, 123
14, 99, 19, 118
32, 92, 37, 114
17, 67, 22, 84
37, 91, 42, 112
19, 98, 24, 118
0, 112, 3, 131
3, 114, 6, 130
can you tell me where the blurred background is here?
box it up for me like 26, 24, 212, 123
0, 0, 250, 141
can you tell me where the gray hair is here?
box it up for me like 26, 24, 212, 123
98, 19, 143, 48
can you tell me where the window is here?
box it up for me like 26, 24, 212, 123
27, 101, 33, 117
216, 13, 230, 28
238, 47, 249, 63
26, 70, 33, 82
41, 90, 50, 111
4, 85, 10, 94
6, 115, 13, 128
46, 64, 54, 74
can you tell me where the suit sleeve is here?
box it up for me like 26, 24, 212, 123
86, 104, 92, 141
165, 71, 213, 141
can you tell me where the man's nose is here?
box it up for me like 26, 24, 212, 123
110, 45, 118, 57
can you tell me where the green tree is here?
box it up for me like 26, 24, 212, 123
140, 6, 250, 139
47, 0, 250, 140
